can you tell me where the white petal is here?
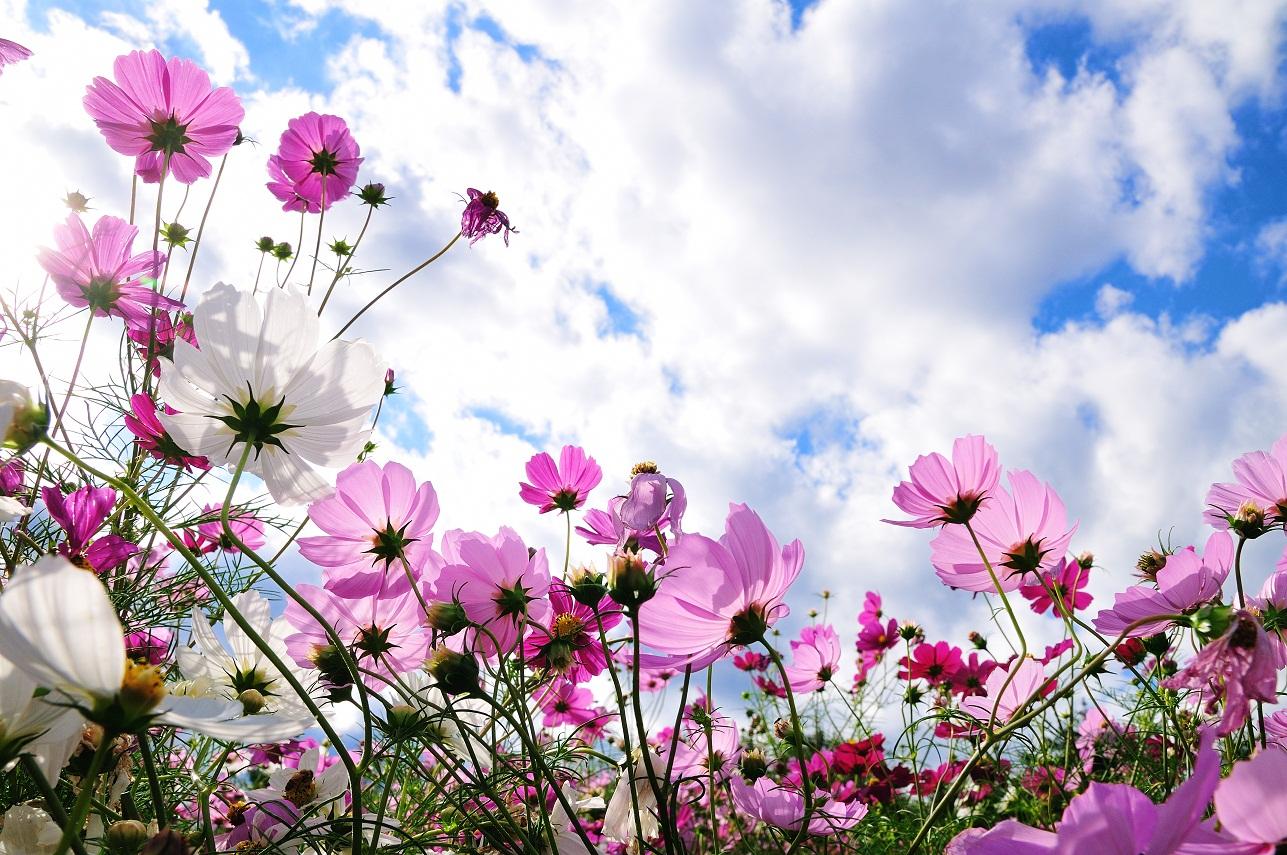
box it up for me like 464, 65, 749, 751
284, 421, 370, 467
257, 446, 332, 506
225, 590, 272, 669
0, 497, 30, 522
282, 339, 385, 426
157, 695, 313, 742
22, 708, 82, 781
193, 282, 259, 398
257, 286, 320, 393
158, 340, 222, 411
0, 557, 125, 701
157, 411, 235, 459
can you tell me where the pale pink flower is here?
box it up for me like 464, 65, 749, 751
518, 445, 602, 513
1162, 611, 1278, 736
617, 472, 686, 535
435, 528, 552, 658
959, 657, 1048, 729
784, 624, 841, 693
266, 112, 361, 213
1093, 533, 1232, 637
181, 504, 264, 555
885, 435, 1000, 528
728, 776, 867, 836
1214, 745, 1287, 846
539, 681, 596, 728
929, 470, 1077, 593
84, 49, 243, 183
1205, 433, 1287, 536
0, 39, 32, 73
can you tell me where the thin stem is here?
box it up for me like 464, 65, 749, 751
53, 313, 95, 434
333, 232, 461, 340
307, 183, 328, 296
763, 640, 814, 855
281, 210, 306, 286
137, 732, 167, 827
52, 731, 114, 855
180, 153, 228, 302
318, 205, 375, 315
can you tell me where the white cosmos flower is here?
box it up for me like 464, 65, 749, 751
602, 749, 660, 846
0, 652, 79, 778
177, 589, 315, 724
0, 804, 61, 855
0, 380, 31, 441
0, 496, 30, 522
551, 784, 604, 854
158, 282, 386, 506
0, 556, 311, 742
396, 669, 492, 761
247, 746, 349, 816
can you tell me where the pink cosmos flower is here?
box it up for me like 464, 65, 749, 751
1204, 433, 1287, 536
1161, 610, 1278, 736
1018, 557, 1092, 616
127, 310, 196, 377
618, 472, 687, 535
885, 435, 1001, 528
124, 393, 210, 471
460, 188, 515, 245
435, 527, 552, 658
1076, 707, 1130, 773
728, 776, 868, 836
576, 496, 666, 553
733, 651, 770, 672
958, 657, 1047, 728
42, 484, 137, 572
1093, 532, 1233, 637
182, 504, 265, 555
266, 112, 361, 213
0, 39, 32, 73
298, 461, 441, 598
37, 214, 177, 326
755, 675, 787, 698
125, 628, 172, 665
856, 615, 899, 657
518, 445, 602, 513
858, 591, 883, 624
540, 681, 596, 728
898, 641, 963, 686
284, 581, 429, 690
669, 703, 741, 781
784, 624, 842, 693
636, 503, 802, 665
522, 586, 620, 682
84, 49, 243, 183
949, 653, 997, 698
1214, 746, 1287, 847
929, 470, 1077, 593
0, 459, 24, 495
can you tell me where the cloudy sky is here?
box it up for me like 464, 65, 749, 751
5, 0, 1287, 660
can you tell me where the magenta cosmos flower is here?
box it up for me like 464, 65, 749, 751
539, 680, 597, 728
460, 188, 515, 245
522, 586, 621, 682
1093, 532, 1232, 637
729, 777, 868, 836
124, 393, 210, 471
0, 39, 31, 74
284, 581, 429, 690
784, 624, 842, 693
37, 214, 177, 326
929, 470, 1077, 593
84, 49, 243, 184
266, 112, 361, 213
898, 641, 963, 687
636, 503, 802, 666
518, 445, 602, 513
128, 310, 196, 376
181, 504, 265, 555
435, 527, 552, 658
1018, 556, 1092, 616
298, 460, 441, 599
885, 435, 1001, 528
1161, 610, 1279, 736
42, 484, 137, 572
1205, 432, 1287, 537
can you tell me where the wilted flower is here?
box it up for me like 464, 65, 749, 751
460, 188, 515, 245
1161, 610, 1278, 736
0, 39, 32, 74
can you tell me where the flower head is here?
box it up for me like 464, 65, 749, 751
460, 188, 515, 245
518, 445, 603, 513
37, 214, 176, 325
1093, 532, 1232, 637
1161, 610, 1278, 735
158, 283, 385, 505
898, 641, 963, 686
784, 624, 841, 693
267, 113, 362, 213
42, 485, 137, 573
728, 776, 867, 836
885, 435, 1001, 528
435, 528, 552, 658
124, 394, 209, 471
958, 657, 1049, 729
1204, 433, 1287, 537
522, 586, 620, 681
1018, 557, 1092, 616
0, 39, 32, 74
84, 49, 243, 183
539, 681, 597, 728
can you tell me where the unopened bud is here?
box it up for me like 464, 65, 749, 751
739, 749, 768, 783
238, 689, 266, 714
63, 190, 91, 212
426, 601, 470, 636
255, 236, 275, 253
140, 829, 193, 855
0, 382, 46, 454
1075, 551, 1094, 570
968, 631, 987, 650
427, 647, 480, 696
608, 550, 655, 609
106, 820, 149, 854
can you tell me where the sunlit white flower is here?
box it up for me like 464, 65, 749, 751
0, 556, 311, 741
602, 749, 660, 846
0, 651, 78, 777
551, 783, 604, 854
158, 282, 386, 505
177, 589, 315, 726
0, 381, 44, 453
0, 804, 61, 855
396, 669, 491, 760
0, 497, 29, 522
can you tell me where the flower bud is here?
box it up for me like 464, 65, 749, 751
310, 644, 353, 689
427, 647, 480, 696
1232, 501, 1269, 539
106, 820, 149, 855
271, 241, 293, 261
1135, 549, 1167, 581
1114, 637, 1146, 667
0, 382, 46, 454
255, 236, 276, 253
967, 631, 987, 650
238, 689, 266, 715
1075, 551, 1094, 570
426, 601, 470, 636
160, 222, 191, 248
567, 564, 608, 607
1141, 633, 1172, 658
772, 717, 798, 744
140, 829, 193, 855
357, 182, 392, 207
898, 622, 924, 642
383, 368, 397, 396
63, 190, 91, 212
739, 749, 768, 783
384, 703, 425, 740
608, 550, 655, 609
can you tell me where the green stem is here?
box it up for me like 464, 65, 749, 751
137, 732, 167, 827
763, 640, 814, 855
332, 232, 461, 340
52, 732, 113, 855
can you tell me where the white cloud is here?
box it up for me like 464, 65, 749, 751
1095, 282, 1134, 317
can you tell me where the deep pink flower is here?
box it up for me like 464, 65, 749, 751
617, 472, 687, 535
266, 112, 361, 213
929, 470, 1077, 593
42, 484, 137, 572
522, 586, 620, 681
1161, 611, 1279, 736
284, 581, 429, 689
0, 39, 31, 73
636, 503, 802, 665
898, 641, 963, 686
949, 652, 997, 698
733, 651, 770, 672
518, 445, 602, 513
298, 460, 441, 598
124, 393, 209, 471
858, 591, 883, 625
127, 310, 196, 376
754, 675, 787, 698
958, 657, 1048, 728
856, 616, 898, 656
0, 459, 24, 495
84, 49, 243, 183
435, 527, 552, 658
576, 496, 666, 553
126, 628, 172, 665
728, 776, 868, 836
785, 624, 842, 693
182, 504, 265, 555
1093, 533, 1232, 637
1204, 433, 1287, 536
1018, 557, 1092, 616
885, 435, 1001, 528
539, 680, 597, 728
460, 188, 515, 245
37, 214, 177, 326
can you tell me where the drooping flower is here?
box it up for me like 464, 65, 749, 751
518, 445, 602, 513
1018, 557, 1092, 616
1204, 433, 1287, 537
617, 469, 686, 537
1161, 610, 1278, 736
435, 528, 552, 658
124, 393, 210, 471
1093, 533, 1232, 637
42, 484, 137, 573
0, 39, 32, 74
158, 282, 386, 505
298, 460, 441, 598
958, 657, 1048, 729
929, 470, 1077, 593
181, 504, 265, 555
603, 750, 661, 845
898, 641, 963, 687
728, 776, 868, 836
540, 681, 597, 728
0, 556, 310, 740
576, 496, 666, 553
266, 112, 362, 213
36, 214, 176, 326
885, 435, 1001, 528
460, 188, 515, 245
83, 49, 244, 183
636, 503, 802, 665
522, 586, 620, 682
784, 624, 842, 693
